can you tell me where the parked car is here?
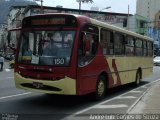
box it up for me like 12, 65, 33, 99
153, 56, 160, 66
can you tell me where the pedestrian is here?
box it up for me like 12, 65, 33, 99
0, 54, 4, 71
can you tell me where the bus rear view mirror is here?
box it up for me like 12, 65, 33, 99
82, 33, 91, 54
85, 39, 91, 52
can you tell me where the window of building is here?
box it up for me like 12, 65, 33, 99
140, 21, 145, 28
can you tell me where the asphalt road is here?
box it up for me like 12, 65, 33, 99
0, 66, 160, 120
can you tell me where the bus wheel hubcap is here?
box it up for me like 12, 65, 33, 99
98, 80, 104, 96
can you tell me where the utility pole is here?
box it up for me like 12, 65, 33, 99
127, 5, 130, 30
77, 0, 93, 14
79, 0, 82, 11
34, 0, 44, 14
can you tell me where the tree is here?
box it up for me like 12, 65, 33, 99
76, 0, 93, 10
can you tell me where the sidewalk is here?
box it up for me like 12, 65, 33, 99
129, 80, 160, 114
4, 61, 9, 68
0, 62, 10, 71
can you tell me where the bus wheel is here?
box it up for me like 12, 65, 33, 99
134, 70, 141, 86
94, 76, 106, 100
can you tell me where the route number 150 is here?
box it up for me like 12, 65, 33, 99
54, 58, 65, 65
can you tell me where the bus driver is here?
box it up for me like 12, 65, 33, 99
42, 32, 62, 56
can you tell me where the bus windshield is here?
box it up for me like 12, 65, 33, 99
18, 30, 75, 66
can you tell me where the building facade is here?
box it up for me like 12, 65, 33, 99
128, 14, 149, 35
154, 11, 160, 28
136, 0, 160, 27
8, 5, 131, 30
0, 23, 7, 53
8, 6, 26, 29
137, 0, 160, 50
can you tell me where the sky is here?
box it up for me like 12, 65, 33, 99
40, 0, 137, 14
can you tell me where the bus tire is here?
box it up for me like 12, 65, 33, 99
134, 70, 141, 86
93, 75, 106, 100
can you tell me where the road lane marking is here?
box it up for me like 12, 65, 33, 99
0, 92, 32, 100
5, 69, 10, 72
116, 96, 137, 99
141, 86, 147, 88
93, 104, 128, 109
130, 90, 143, 93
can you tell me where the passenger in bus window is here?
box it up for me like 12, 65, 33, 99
64, 33, 73, 47
52, 32, 62, 48
24, 48, 32, 56
42, 33, 58, 56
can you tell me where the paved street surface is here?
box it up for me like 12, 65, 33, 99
0, 64, 160, 120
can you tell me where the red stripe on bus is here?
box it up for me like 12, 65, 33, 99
112, 58, 121, 85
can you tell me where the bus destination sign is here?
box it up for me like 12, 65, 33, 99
22, 15, 78, 27
31, 18, 66, 26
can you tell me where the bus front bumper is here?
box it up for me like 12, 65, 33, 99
15, 73, 76, 95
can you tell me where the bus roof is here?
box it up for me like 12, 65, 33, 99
75, 14, 153, 42
89, 17, 153, 42
22, 13, 153, 42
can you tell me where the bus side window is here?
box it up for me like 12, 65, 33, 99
143, 41, 148, 56
148, 42, 153, 56
135, 39, 143, 56
78, 32, 99, 56
125, 36, 135, 56
114, 33, 125, 55
100, 29, 114, 55
89, 34, 99, 55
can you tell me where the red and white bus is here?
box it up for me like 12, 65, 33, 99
12, 13, 153, 100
